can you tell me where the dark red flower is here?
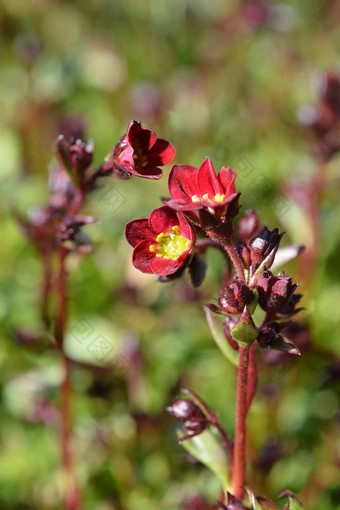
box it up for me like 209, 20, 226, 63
125, 206, 194, 275
104, 120, 175, 179
165, 157, 239, 219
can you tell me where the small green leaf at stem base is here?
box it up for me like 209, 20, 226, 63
177, 428, 230, 491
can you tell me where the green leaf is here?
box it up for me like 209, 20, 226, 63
204, 305, 238, 366
177, 428, 230, 490
279, 491, 306, 510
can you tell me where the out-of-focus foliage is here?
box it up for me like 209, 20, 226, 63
0, 0, 339, 508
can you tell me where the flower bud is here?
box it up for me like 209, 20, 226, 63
319, 71, 340, 114
218, 493, 247, 509
237, 209, 261, 244
218, 277, 254, 315
167, 398, 208, 435
238, 243, 251, 268
258, 322, 300, 355
249, 226, 284, 267
57, 215, 96, 253
257, 270, 302, 316
55, 135, 93, 182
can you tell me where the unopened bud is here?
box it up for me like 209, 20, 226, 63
237, 209, 261, 244
257, 270, 302, 316
249, 226, 284, 267
218, 277, 254, 315
167, 398, 208, 435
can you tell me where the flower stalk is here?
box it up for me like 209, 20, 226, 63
55, 244, 81, 510
232, 346, 250, 500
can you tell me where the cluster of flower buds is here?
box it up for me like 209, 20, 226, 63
221, 227, 301, 352
298, 70, 340, 162
55, 136, 94, 190
57, 215, 97, 253
166, 397, 209, 442
257, 270, 302, 317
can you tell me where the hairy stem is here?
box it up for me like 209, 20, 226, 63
204, 230, 245, 282
232, 346, 249, 499
55, 245, 80, 510
246, 343, 257, 412
221, 238, 245, 282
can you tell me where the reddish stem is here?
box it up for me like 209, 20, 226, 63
246, 343, 257, 412
40, 245, 53, 329
221, 237, 246, 282
204, 229, 245, 282
55, 246, 67, 349
55, 245, 81, 510
232, 346, 249, 499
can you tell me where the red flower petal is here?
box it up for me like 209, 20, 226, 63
168, 164, 199, 202
132, 239, 155, 273
179, 224, 194, 242
163, 197, 201, 212
126, 120, 143, 141
125, 218, 154, 248
150, 256, 182, 275
132, 127, 157, 151
148, 138, 176, 166
197, 157, 224, 197
149, 205, 179, 234
219, 166, 237, 195
115, 143, 135, 171
128, 166, 163, 180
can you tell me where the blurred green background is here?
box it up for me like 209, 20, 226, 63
0, 0, 340, 508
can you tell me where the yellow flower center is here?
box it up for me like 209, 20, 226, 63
191, 193, 225, 203
149, 226, 191, 260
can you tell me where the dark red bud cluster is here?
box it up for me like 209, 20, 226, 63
57, 215, 96, 253
55, 136, 94, 187
249, 226, 284, 267
218, 277, 254, 315
167, 398, 208, 437
257, 270, 302, 316
258, 322, 281, 348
